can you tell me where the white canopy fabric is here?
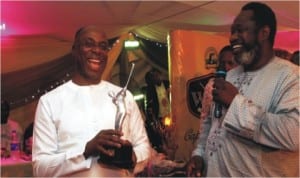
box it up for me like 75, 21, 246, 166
2, 1, 299, 42
1, 1, 299, 73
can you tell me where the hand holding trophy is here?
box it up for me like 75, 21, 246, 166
98, 63, 136, 169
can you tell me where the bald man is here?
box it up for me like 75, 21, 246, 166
32, 26, 151, 177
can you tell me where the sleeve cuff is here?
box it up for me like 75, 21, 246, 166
65, 148, 93, 169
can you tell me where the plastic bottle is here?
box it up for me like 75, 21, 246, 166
10, 130, 20, 160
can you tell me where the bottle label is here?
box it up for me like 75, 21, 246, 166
11, 143, 20, 151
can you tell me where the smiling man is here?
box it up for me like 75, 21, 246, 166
186, 2, 299, 177
72, 26, 109, 84
32, 26, 151, 177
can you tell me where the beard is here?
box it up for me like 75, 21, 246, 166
234, 42, 260, 66
236, 50, 255, 65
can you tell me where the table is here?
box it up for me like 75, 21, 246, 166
1, 157, 33, 177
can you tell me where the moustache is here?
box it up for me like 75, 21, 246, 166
87, 53, 108, 61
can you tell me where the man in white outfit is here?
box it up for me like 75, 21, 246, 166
186, 2, 299, 177
32, 26, 151, 177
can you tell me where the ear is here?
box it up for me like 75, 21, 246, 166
71, 44, 77, 56
259, 25, 270, 42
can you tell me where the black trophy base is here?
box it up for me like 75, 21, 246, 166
98, 142, 134, 169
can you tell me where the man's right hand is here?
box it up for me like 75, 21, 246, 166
186, 155, 204, 177
83, 129, 123, 159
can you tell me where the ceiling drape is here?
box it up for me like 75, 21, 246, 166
1, 53, 75, 109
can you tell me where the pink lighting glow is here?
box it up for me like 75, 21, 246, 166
1, 1, 299, 52
0, 23, 6, 30
274, 31, 300, 53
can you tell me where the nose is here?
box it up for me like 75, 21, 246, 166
229, 32, 238, 45
91, 46, 108, 55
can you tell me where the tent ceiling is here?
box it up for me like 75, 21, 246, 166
1, 1, 299, 43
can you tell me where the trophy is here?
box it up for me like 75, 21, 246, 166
112, 63, 135, 131
99, 63, 136, 169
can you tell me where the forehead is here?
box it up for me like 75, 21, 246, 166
232, 10, 255, 26
78, 27, 107, 42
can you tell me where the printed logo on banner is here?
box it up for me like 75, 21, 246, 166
186, 73, 214, 118
205, 47, 218, 69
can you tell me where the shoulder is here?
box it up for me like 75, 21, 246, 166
38, 80, 77, 108
101, 80, 122, 91
271, 57, 299, 76
261, 57, 300, 86
40, 80, 72, 100
102, 81, 134, 98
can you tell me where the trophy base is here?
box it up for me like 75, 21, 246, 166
98, 142, 134, 169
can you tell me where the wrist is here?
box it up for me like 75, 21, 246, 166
132, 151, 137, 165
83, 143, 91, 159
83, 151, 89, 159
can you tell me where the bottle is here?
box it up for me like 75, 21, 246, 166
10, 130, 20, 160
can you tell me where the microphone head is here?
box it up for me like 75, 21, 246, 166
216, 62, 226, 78
214, 62, 226, 118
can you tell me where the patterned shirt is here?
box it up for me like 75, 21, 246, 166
192, 57, 299, 177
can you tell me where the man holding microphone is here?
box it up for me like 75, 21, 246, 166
186, 2, 299, 177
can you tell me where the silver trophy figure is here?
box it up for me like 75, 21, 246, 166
99, 63, 136, 168
110, 63, 135, 130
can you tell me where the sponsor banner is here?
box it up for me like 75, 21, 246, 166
168, 30, 227, 160
186, 73, 215, 118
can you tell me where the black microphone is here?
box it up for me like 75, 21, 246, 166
214, 63, 226, 118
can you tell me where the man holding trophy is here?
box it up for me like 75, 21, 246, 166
32, 26, 151, 177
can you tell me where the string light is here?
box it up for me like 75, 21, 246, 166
131, 32, 168, 48
8, 72, 72, 108
124, 40, 140, 48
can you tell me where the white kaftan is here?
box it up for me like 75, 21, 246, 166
32, 80, 151, 177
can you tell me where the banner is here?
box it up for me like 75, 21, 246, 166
168, 30, 228, 160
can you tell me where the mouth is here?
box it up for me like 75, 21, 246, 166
87, 58, 105, 70
231, 44, 243, 54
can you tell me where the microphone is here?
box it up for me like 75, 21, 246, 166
214, 63, 226, 118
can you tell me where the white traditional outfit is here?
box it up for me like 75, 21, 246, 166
193, 57, 299, 177
33, 80, 151, 177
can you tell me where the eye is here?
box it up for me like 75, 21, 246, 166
235, 27, 245, 34
231, 26, 245, 35
230, 26, 237, 34
99, 42, 109, 51
83, 41, 95, 48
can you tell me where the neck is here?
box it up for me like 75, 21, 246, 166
72, 73, 101, 86
244, 46, 274, 72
